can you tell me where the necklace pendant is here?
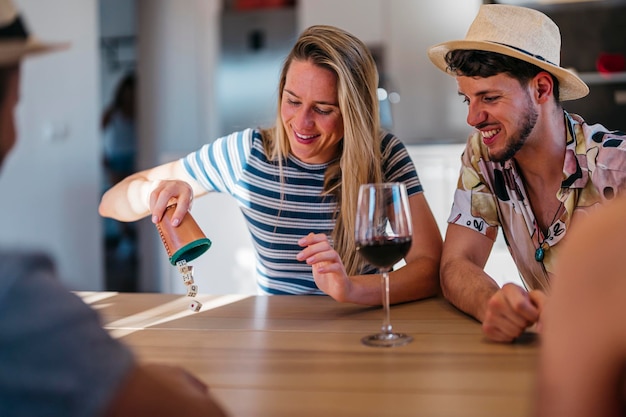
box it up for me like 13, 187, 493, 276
535, 247, 544, 262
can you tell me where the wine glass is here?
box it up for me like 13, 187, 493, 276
355, 182, 413, 347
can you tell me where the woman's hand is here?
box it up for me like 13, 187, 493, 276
297, 232, 353, 302
148, 179, 194, 226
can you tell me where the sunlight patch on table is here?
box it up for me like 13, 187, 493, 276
101, 294, 249, 338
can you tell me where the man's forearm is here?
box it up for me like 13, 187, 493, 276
440, 258, 500, 322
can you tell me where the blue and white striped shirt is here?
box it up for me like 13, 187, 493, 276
181, 128, 422, 295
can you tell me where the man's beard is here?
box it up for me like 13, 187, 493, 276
489, 95, 538, 163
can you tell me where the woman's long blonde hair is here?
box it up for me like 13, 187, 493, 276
260, 25, 383, 275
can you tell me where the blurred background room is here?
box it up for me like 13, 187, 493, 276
2, 0, 624, 295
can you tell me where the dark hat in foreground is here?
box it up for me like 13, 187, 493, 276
0, 0, 69, 66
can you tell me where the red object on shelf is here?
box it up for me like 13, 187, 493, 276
596, 53, 626, 74
235, 0, 295, 10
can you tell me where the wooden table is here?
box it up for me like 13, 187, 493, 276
78, 292, 539, 417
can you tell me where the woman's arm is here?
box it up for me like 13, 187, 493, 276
99, 160, 207, 225
299, 193, 442, 305
357, 192, 442, 305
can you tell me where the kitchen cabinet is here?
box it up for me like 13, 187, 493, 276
536, 2, 626, 130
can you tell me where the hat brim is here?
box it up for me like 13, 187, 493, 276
0, 37, 69, 66
428, 39, 589, 101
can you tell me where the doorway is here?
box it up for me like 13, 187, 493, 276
99, 0, 138, 292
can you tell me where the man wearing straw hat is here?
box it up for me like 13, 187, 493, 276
428, 4, 626, 343
0, 1, 227, 415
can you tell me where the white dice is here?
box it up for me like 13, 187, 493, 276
177, 260, 202, 312
181, 272, 194, 286
186, 284, 199, 298
188, 300, 202, 312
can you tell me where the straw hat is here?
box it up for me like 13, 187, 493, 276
427, 4, 589, 101
0, 0, 68, 66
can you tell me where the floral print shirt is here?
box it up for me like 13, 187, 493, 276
448, 112, 626, 291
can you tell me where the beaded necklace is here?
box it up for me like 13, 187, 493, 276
534, 199, 564, 262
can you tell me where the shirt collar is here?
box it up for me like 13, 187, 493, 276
561, 111, 589, 189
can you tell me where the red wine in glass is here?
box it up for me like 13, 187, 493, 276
355, 182, 414, 347
356, 236, 412, 268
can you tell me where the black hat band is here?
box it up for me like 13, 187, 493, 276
0, 15, 28, 40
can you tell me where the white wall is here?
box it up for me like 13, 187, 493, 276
298, 0, 385, 46
136, 0, 222, 291
0, 0, 102, 291
386, 0, 480, 143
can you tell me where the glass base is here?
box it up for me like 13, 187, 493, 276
361, 332, 413, 348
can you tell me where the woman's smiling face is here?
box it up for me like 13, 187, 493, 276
280, 59, 344, 164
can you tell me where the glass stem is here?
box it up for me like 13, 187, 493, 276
380, 270, 393, 334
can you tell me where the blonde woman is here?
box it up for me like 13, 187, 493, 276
100, 25, 442, 305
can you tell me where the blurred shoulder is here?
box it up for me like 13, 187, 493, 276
0, 249, 56, 303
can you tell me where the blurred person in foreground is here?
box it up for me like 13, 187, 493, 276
534, 196, 626, 417
0, 1, 227, 415
427, 4, 626, 342
99, 25, 442, 306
